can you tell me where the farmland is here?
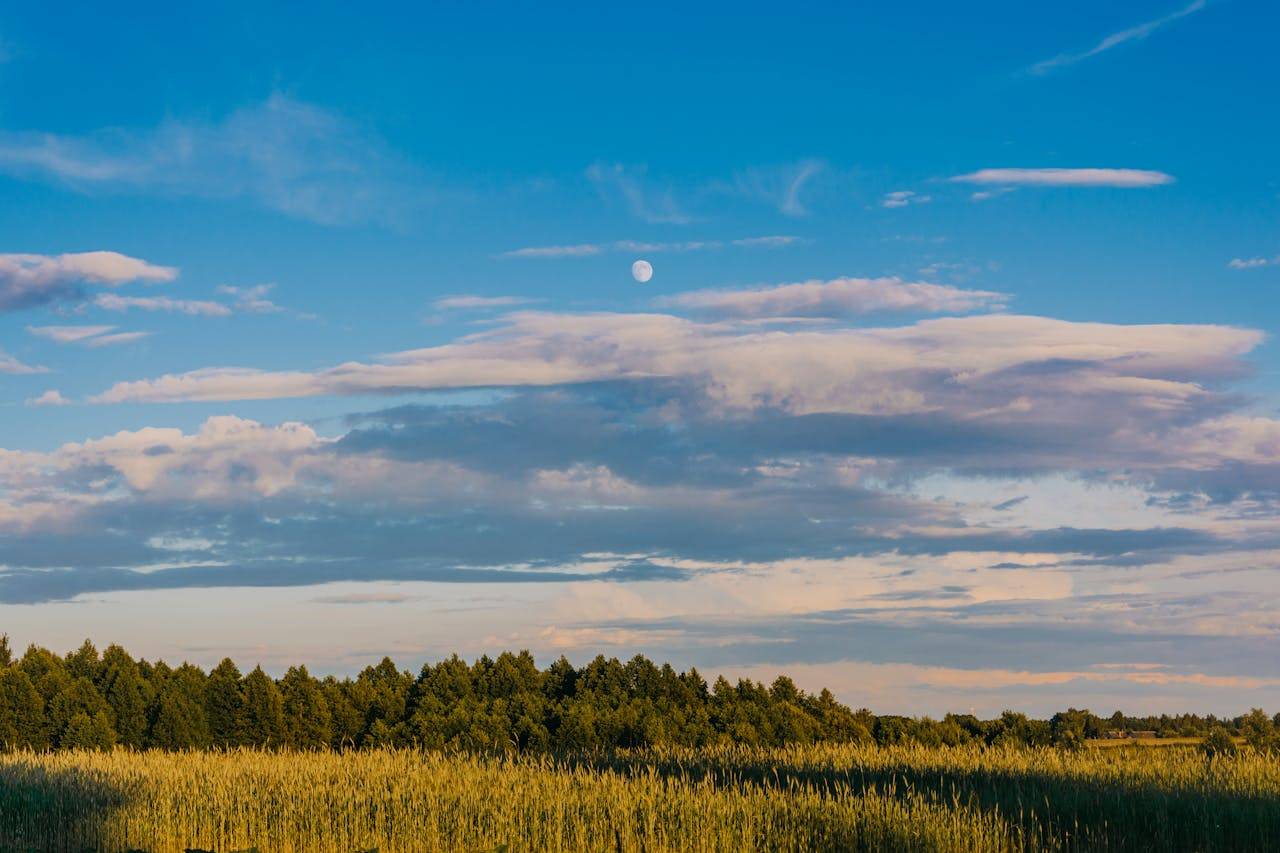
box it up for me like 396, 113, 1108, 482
3, 742, 1279, 852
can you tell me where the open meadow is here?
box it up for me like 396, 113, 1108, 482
2, 743, 1279, 852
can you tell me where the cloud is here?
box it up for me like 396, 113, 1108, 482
970, 188, 1017, 202
881, 190, 932, 209
28, 325, 117, 344
658, 276, 1005, 319
27, 324, 149, 347
586, 163, 691, 224
1030, 0, 1207, 75
0, 352, 46, 375
0, 95, 421, 226
88, 310, 1262, 430
311, 591, 416, 605
950, 168, 1174, 188
1228, 256, 1278, 270
503, 236, 801, 260
501, 244, 604, 259
26, 390, 70, 407
732, 236, 803, 249
0, 251, 177, 312
93, 293, 232, 317
215, 284, 284, 314
432, 295, 539, 310
732, 159, 825, 216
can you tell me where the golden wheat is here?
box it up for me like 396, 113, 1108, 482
1, 743, 1278, 852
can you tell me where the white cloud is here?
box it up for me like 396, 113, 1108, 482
1030, 0, 1207, 75
1228, 256, 1278, 270
26, 390, 70, 407
881, 190, 932, 209
503, 235, 801, 259
27, 324, 150, 347
84, 331, 152, 348
215, 284, 284, 314
28, 325, 117, 344
970, 187, 1017, 202
586, 163, 691, 224
432, 295, 539, 310
502, 244, 604, 259
0, 95, 420, 226
732, 159, 825, 216
0, 352, 46, 375
94, 293, 232, 317
659, 276, 1005, 319
731, 236, 802, 248
89, 309, 1262, 448
950, 168, 1174, 188
0, 251, 177, 312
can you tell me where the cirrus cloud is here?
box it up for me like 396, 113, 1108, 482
949, 168, 1174, 188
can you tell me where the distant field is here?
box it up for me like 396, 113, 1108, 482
1087, 736, 1206, 748
2, 743, 1279, 852
1087, 736, 1250, 748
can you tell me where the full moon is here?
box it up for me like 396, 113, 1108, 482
631, 259, 653, 283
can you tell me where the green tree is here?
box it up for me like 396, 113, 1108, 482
0, 667, 45, 750
205, 658, 245, 748
1202, 726, 1239, 759
151, 684, 209, 749
281, 666, 333, 749
101, 646, 150, 749
1051, 708, 1090, 751
64, 640, 101, 683
60, 710, 116, 751
239, 666, 286, 747
1239, 708, 1274, 752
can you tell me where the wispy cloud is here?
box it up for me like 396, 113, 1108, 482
586, 163, 691, 224
732, 159, 825, 217
27, 325, 117, 344
1228, 256, 1278, 269
0, 251, 177, 313
882, 190, 932, 209
432, 295, 540, 311
503, 236, 801, 259
502, 244, 605, 259
659, 276, 1005, 319
0, 352, 46, 375
0, 94, 423, 226
28, 324, 150, 348
25, 389, 70, 407
215, 284, 284, 314
970, 187, 1018, 202
1029, 0, 1207, 75
950, 168, 1174, 188
93, 294, 232, 317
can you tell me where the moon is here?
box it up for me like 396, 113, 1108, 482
631, 259, 653, 283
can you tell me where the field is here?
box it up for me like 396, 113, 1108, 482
2, 744, 1279, 852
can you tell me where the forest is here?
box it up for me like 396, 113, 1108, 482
1, 636, 1275, 754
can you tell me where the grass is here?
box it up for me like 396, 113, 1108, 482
0, 743, 1277, 851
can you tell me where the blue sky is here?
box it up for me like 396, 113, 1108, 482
1, 1, 1279, 714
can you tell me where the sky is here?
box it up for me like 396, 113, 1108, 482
1, 1, 1278, 716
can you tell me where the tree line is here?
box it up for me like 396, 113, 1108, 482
1, 637, 1275, 753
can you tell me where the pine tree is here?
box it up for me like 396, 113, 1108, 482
205, 658, 244, 748
151, 687, 207, 749
60, 710, 117, 750
101, 647, 150, 749
281, 666, 333, 749
240, 666, 286, 748
0, 667, 45, 750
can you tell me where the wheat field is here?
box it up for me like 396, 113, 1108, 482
1, 744, 1278, 852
